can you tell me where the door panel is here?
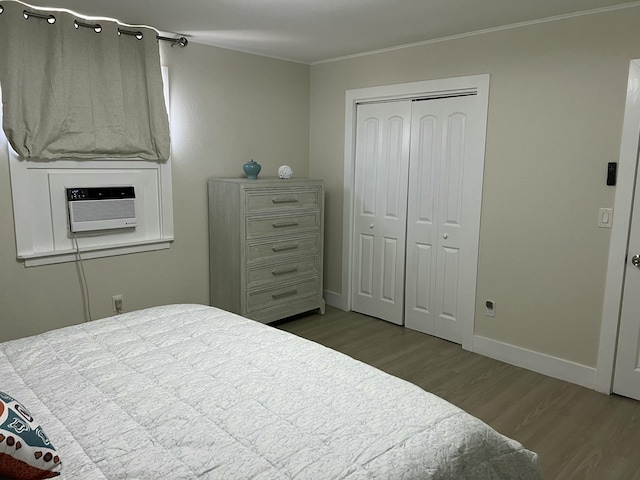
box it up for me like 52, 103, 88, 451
411, 244, 433, 312
351, 102, 411, 324
356, 234, 375, 297
361, 120, 378, 215
442, 113, 466, 226
416, 116, 437, 224
405, 95, 483, 344
436, 246, 460, 341
382, 237, 399, 301
385, 116, 407, 220
613, 160, 640, 400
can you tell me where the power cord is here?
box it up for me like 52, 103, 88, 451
72, 233, 93, 322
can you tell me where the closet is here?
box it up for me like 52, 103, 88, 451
351, 94, 486, 345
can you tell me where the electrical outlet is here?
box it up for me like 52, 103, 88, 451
485, 300, 495, 317
112, 294, 123, 313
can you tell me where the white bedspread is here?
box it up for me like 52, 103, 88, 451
0, 304, 541, 479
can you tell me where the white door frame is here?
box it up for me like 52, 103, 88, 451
596, 59, 640, 393
341, 74, 490, 351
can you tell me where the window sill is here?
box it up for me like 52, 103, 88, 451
19, 238, 174, 267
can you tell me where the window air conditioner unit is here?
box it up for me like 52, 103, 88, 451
66, 186, 137, 233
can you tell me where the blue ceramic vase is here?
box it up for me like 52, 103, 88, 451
243, 159, 261, 180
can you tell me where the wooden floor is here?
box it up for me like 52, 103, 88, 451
276, 307, 640, 480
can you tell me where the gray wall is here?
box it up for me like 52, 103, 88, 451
309, 7, 640, 368
0, 42, 310, 341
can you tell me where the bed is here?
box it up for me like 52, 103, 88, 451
0, 304, 541, 479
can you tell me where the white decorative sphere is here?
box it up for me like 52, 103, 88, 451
278, 165, 293, 179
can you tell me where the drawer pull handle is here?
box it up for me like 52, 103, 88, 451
272, 221, 299, 228
272, 267, 298, 276
272, 289, 298, 300
272, 244, 299, 252
272, 197, 299, 204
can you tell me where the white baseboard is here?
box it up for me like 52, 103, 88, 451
323, 290, 347, 310
320, 296, 598, 390
472, 335, 597, 390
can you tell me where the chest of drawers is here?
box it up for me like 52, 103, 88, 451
208, 178, 325, 323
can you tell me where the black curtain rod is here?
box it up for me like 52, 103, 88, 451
22, 9, 189, 47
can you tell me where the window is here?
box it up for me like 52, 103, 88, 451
3, 67, 174, 267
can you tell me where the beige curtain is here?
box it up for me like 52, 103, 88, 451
0, 1, 170, 160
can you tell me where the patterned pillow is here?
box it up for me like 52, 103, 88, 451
0, 391, 61, 479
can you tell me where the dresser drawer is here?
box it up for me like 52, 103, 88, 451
247, 277, 319, 313
246, 213, 319, 239
245, 188, 320, 214
247, 235, 319, 264
247, 256, 318, 288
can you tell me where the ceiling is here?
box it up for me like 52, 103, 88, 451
16, 0, 640, 64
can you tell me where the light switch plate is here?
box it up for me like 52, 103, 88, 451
598, 208, 613, 228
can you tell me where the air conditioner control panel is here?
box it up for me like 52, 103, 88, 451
66, 186, 135, 202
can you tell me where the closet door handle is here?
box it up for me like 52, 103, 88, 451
272, 289, 298, 299
272, 267, 298, 276
272, 221, 299, 228
632, 254, 640, 268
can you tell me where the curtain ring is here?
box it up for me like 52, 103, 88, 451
23, 10, 56, 24
74, 19, 102, 33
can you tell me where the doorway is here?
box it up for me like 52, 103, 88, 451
598, 59, 640, 399
342, 75, 490, 350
